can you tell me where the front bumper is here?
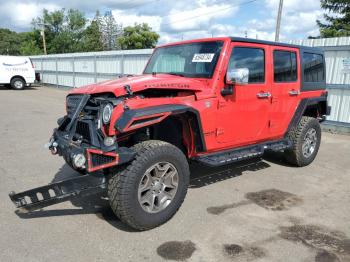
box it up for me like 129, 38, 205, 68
49, 94, 135, 173
50, 122, 135, 173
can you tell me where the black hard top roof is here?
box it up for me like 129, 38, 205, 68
230, 37, 324, 54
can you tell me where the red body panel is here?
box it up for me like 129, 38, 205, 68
69, 37, 326, 159
269, 45, 301, 139
213, 42, 272, 148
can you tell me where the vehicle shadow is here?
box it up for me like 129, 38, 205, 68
15, 158, 271, 232
189, 159, 270, 188
0, 85, 38, 91
262, 151, 295, 167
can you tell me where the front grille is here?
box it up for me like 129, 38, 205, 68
66, 95, 83, 116
91, 153, 116, 167
76, 121, 91, 142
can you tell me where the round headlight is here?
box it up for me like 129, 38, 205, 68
104, 136, 116, 147
102, 103, 113, 124
72, 153, 86, 169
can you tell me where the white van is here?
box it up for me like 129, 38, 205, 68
0, 56, 36, 90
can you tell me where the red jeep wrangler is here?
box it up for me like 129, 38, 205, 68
10, 37, 330, 230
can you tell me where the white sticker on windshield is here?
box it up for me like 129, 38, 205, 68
192, 53, 215, 63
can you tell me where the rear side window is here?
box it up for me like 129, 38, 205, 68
229, 47, 265, 83
303, 53, 325, 82
273, 50, 297, 82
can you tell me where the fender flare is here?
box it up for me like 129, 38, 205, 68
286, 95, 330, 135
114, 104, 207, 152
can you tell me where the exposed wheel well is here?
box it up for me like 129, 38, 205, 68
124, 112, 204, 157
303, 101, 327, 120
151, 117, 186, 154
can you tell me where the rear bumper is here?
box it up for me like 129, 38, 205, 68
51, 129, 135, 173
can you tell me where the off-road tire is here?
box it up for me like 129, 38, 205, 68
285, 116, 321, 167
108, 140, 190, 231
10, 77, 25, 90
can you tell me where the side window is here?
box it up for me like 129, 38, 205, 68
303, 53, 325, 82
273, 50, 297, 82
228, 47, 265, 83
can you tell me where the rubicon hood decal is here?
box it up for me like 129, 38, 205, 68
144, 83, 190, 88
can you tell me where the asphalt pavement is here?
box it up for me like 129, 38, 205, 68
0, 85, 349, 262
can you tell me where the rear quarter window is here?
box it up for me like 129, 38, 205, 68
303, 53, 325, 82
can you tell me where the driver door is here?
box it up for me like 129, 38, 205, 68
216, 42, 271, 147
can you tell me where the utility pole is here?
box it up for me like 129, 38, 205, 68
37, 23, 50, 55
275, 0, 283, 42
41, 30, 47, 55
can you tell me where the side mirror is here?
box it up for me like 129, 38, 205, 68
226, 68, 249, 85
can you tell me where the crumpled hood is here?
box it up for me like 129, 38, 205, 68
69, 74, 210, 97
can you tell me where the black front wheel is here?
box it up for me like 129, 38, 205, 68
108, 140, 190, 231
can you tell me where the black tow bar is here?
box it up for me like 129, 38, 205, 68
9, 174, 106, 212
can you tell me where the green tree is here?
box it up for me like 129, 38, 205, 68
101, 11, 123, 50
317, 0, 350, 37
19, 31, 43, 55
33, 8, 87, 54
118, 23, 159, 50
83, 11, 104, 52
0, 28, 22, 55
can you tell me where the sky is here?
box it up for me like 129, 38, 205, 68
0, 0, 324, 44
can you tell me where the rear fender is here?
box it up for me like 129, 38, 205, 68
286, 94, 330, 135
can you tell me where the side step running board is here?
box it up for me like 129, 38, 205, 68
9, 174, 106, 212
195, 139, 292, 167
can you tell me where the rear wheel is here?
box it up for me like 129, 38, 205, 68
10, 77, 25, 90
285, 116, 321, 167
108, 140, 190, 230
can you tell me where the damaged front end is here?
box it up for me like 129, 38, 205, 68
49, 94, 135, 173
9, 93, 136, 212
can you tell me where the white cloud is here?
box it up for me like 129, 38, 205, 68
0, 0, 325, 43
264, 0, 322, 39
266, 0, 321, 13
112, 10, 161, 32
161, 3, 238, 32
0, 2, 59, 30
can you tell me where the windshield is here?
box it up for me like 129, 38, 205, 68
144, 41, 224, 78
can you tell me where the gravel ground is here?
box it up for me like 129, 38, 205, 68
0, 85, 349, 262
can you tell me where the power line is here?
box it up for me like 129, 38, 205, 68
107, 0, 259, 35
160, 0, 259, 27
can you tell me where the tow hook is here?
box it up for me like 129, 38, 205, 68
50, 143, 58, 155
45, 138, 58, 155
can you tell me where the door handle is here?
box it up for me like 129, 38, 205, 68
256, 92, 271, 99
289, 90, 300, 96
